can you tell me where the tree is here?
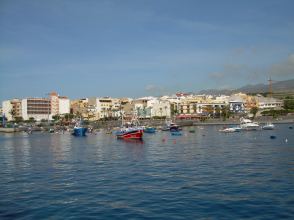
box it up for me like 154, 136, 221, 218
9, 109, 16, 121
64, 113, 74, 121
15, 117, 23, 123
284, 96, 294, 110
52, 114, 60, 121
29, 117, 35, 123
203, 105, 214, 117
250, 107, 259, 119
215, 106, 221, 118
221, 105, 230, 121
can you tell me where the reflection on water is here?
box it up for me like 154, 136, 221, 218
0, 124, 293, 219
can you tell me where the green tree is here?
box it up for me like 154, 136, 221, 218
250, 107, 259, 119
284, 96, 294, 110
15, 117, 23, 123
221, 105, 230, 121
204, 105, 214, 117
52, 114, 60, 121
64, 113, 74, 121
29, 117, 35, 123
215, 106, 221, 118
9, 109, 16, 121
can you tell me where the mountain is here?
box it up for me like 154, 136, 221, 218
198, 79, 294, 95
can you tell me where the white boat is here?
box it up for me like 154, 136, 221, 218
262, 123, 275, 130
219, 127, 241, 133
240, 118, 260, 130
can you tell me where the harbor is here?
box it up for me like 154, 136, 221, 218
0, 124, 293, 219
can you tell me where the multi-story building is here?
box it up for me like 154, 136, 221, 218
22, 98, 51, 121
70, 98, 89, 119
58, 96, 70, 115
2, 99, 22, 121
256, 96, 283, 109
2, 91, 70, 121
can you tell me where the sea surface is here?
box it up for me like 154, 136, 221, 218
0, 124, 293, 219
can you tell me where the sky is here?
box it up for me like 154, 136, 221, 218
1, 0, 294, 103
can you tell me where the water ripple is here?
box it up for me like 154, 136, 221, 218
0, 125, 293, 219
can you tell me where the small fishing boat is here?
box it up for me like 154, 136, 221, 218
219, 127, 241, 133
262, 123, 275, 130
171, 131, 182, 136
240, 118, 260, 130
161, 119, 181, 131
72, 120, 87, 136
115, 113, 143, 140
144, 126, 156, 133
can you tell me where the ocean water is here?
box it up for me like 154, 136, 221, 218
0, 124, 293, 219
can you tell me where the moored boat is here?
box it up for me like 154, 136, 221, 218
240, 118, 260, 130
115, 113, 143, 140
144, 126, 156, 133
161, 119, 181, 131
219, 127, 241, 133
116, 127, 144, 139
171, 131, 182, 136
72, 120, 87, 136
262, 123, 275, 130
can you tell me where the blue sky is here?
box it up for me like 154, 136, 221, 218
1, 0, 294, 102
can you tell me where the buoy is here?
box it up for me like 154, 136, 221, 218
270, 135, 276, 139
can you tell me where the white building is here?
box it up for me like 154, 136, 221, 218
2, 100, 13, 121
2, 99, 22, 121
148, 99, 171, 118
22, 98, 51, 121
58, 97, 70, 115
2, 91, 70, 122
256, 96, 283, 109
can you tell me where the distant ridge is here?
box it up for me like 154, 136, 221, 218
198, 79, 294, 95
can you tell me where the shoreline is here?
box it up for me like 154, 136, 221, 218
1, 117, 293, 133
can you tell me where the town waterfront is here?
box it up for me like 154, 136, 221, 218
0, 124, 293, 219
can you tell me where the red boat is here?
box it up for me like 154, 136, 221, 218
116, 112, 144, 139
116, 127, 144, 139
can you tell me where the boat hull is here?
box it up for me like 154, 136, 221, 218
72, 127, 87, 136
262, 125, 274, 130
116, 129, 143, 139
171, 131, 182, 136
144, 127, 156, 133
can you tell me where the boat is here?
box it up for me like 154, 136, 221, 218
262, 122, 275, 130
170, 123, 181, 132
189, 129, 196, 133
240, 117, 260, 130
162, 119, 181, 132
171, 131, 182, 136
115, 113, 143, 140
144, 126, 156, 133
219, 126, 241, 133
72, 120, 87, 136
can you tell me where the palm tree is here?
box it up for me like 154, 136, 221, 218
221, 105, 230, 121
9, 109, 16, 121
215, 106, 221, 118
250, 107, 259, 119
